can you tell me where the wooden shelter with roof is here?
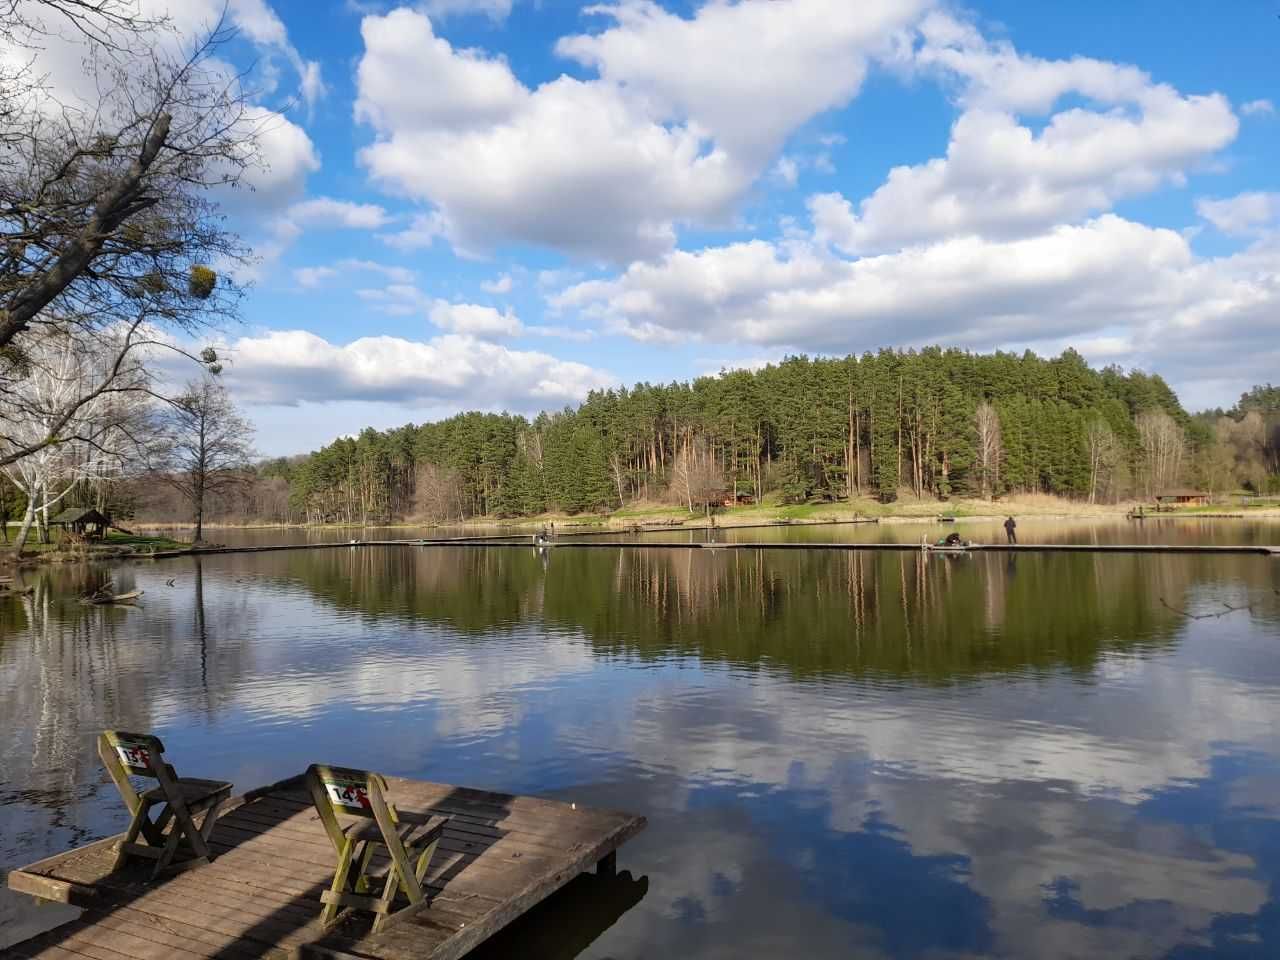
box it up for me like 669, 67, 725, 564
1154, 488, 1210, 508
50, 507, 110, 539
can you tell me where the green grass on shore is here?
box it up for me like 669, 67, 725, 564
7, 531, 190, 558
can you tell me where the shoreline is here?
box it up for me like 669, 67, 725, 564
127, 501, 1280, 536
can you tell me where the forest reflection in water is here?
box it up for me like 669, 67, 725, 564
2, 539, 1279, 957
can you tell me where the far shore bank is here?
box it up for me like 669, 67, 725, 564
122, 493, 1279, 536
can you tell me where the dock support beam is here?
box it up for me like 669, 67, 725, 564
596, 851, 617, 877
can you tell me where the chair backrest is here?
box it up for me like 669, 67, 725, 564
305, 764, 402, 852
100, 730, 166, 779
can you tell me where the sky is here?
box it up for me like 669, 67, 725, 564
17, 0, 1280, 455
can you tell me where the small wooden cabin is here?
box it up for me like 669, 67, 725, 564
50, 507, 109, 539
1155, 489, 1210, 508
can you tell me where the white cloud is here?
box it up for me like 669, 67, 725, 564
429, 300, 523, 338
773, 156, 800, 187
287, 197, 390, 229
382, 212, 448, 252
418, 0, 515, 22
481, 272, 514, 294
525, 325, 595, 343
1197, 192, 1280, 236
293, 266, 337, 289
823, 12, 1239, 254
354, 1, 926, 262
356, 283, 432, 316
220, 106, 321, 214
294, 259, 414, 289
554, 212, 1280, 397
218, 330, 615, 409
226, 0, 325, 109
1241, 98, 1274, 116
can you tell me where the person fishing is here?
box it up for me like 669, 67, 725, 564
1004, 516, 1017, 544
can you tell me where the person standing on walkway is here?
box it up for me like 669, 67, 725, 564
1004, 516, 1017, 544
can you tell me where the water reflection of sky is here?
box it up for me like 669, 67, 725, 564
2, 545, 1279, 957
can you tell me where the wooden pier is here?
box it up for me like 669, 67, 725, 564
143, 538, 1280, 561
7, 774, 646, 960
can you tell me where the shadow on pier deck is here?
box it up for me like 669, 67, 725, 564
6, 775, 646, 960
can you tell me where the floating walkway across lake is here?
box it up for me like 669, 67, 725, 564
145, 538, 1280, 559
7, 774, 646, 960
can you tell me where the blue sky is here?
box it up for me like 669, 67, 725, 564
32, 1, 1280, 454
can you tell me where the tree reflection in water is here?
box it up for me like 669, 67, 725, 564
1, 542, 1278, 957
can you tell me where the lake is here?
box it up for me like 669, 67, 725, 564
2, 522, 1279, 957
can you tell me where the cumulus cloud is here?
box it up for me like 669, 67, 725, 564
216, 330, 615, 409
553, 212, 1280, 399
429, 301, 523, 338
1197, 192, 1280, 236
293, 266, 337, 289
220, 106, 321, 214
224, 0, 326, 110
355, 284, 432, 316
1241, 98, 1274, 116
354, 1, 925, 261
481, 273, 514, 294
419, 0, 515, 21
823, 11, 1239, 254
287, 197, 391, 229
294, 259, 414, 289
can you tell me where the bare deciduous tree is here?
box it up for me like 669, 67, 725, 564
412, 462, 465, 524
671, 438, 727, 517
1, 3, 263, 466
1, 325, 151, 553
1135, 409, 1186, 496
153, 377, 254, 543
974, 401, 1003, 498
1084, 418, 1119, 504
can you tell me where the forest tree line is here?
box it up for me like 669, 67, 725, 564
132, 349, 1280, 528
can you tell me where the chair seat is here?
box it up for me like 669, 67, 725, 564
344, 814, 448, 848
141, 778, 232, 807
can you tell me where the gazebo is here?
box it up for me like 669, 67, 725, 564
50, 507, 110, 539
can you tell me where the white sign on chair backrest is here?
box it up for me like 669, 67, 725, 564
324, 776, 372, 813
114, 735, 156, 773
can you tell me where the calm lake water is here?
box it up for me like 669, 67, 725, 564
2, 522, 1279, 957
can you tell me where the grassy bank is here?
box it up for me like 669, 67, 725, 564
437, 492, 1146, 533
2, 531, 191, 566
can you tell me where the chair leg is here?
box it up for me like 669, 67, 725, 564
354, 841, 376, 896
151, 829, 183, 879
415, 837, 439, 888
372, 867, 401, 934
114, 804, 150, 871
169, 803, 212, 864
322, 840, 356, 928
196, 794, 227, 857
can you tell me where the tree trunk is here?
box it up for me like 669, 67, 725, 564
12, 499, 37, 554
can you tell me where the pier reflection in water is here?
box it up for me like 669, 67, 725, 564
2, 539, 1279, 957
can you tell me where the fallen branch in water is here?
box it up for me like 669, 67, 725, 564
1159, 597, 1252, 620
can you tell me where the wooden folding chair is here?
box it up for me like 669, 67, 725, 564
97, 730, 232, 879
305, 764, 449, 933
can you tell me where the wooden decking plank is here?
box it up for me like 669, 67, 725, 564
9, 940, 99, 960
85, 907, 272, 960
56, 917, 219, 960
86, 882, 320, 951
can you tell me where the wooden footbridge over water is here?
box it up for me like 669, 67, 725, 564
7, 774, 646, 960
143, 536, 1280, 560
